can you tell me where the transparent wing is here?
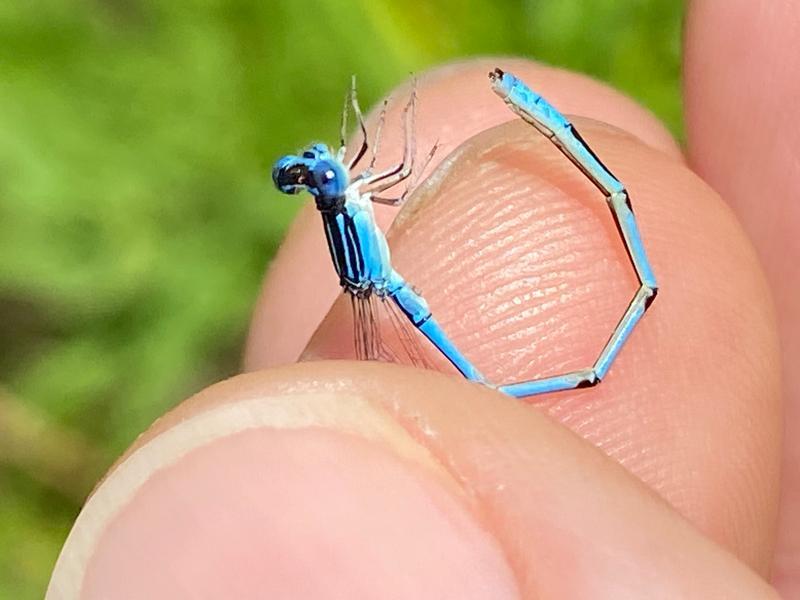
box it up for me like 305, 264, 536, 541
350, 292, 434, 369
351, 293, 375, 361
379, 295, 436, 370
351, 293, 393, 362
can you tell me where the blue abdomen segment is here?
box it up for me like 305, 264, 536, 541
387, 272, 485, 383
491, 69, 571, 133
486, 67, 658, 398
490, 69, 624, 196
387, 273, 430, 325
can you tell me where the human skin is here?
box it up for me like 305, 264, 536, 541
47, 1, 799, 598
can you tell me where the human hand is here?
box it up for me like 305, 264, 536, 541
47, 2, 798, 597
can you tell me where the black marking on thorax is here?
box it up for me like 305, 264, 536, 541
320, 205, 365, 287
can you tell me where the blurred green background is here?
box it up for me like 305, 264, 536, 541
0, 1, 682, 596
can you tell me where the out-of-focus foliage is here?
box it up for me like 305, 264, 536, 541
0, 0, 682, 596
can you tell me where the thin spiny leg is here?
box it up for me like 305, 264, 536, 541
486, 68, 658, 397
371, 139, 439, 206
345, 75, 369, 171
368, 98, 389, 172
361, 79, 417, 190
337, 84, 351, 161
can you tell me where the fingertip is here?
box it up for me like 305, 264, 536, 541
81, 430, 516, 600
50, 364, 778, 599
306, 115, 781, 571
685, 1, 800, 592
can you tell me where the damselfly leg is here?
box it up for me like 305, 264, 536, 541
368, 98, 389, 172
338, 76, 369, 170
361, 81, 417, 190
370, 140, 440, 206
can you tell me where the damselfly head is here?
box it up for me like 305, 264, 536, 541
272, 143, 349, 200
272, 155, 308, 194
306, 159, 348, 199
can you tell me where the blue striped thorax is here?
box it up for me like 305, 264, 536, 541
272, 143, 393, 293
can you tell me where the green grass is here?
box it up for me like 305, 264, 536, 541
0, 1, 683, 596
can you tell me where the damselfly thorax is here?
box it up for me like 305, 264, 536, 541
318, 185, 395, 295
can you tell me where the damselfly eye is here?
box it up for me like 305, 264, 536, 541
272, 156, 308, 194
307, 160, 347, 197
285, 165, 306, 182
310, 165, 336, 185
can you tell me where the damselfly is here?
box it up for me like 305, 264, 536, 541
271, 68, 657, 398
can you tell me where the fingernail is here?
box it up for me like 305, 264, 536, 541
48, 386, 518, 599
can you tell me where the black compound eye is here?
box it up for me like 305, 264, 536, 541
281, 165, 307, 185
312, 163, 337, 186
272, 157, 309, 194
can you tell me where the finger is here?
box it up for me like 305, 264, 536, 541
48, 365, 777, 599
304, 115, 781, 573
684, 1, 800, 593
244, 57, 681, 370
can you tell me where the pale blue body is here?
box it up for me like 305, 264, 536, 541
271, 69, 657, 398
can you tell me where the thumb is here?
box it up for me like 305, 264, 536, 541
48, 364, 775, 598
